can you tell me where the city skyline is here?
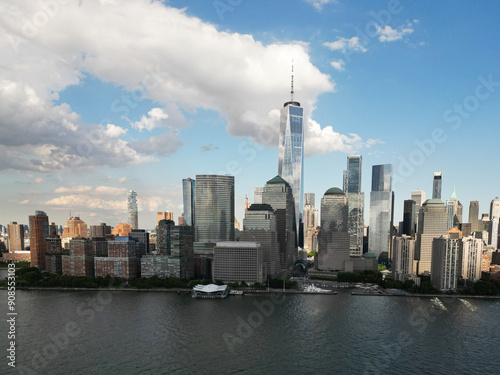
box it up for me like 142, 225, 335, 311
1, 1, 500, 230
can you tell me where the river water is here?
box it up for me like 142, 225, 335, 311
0, 283, 498, 374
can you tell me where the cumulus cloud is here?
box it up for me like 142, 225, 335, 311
54, 185, 93, 194
0, 0, 377, 174
105, 124, 127, 138
376, 23, 414, 42
118, 177, 127, 184
330, 59, 345, 71
45, 194, 126, 211
305, 120, 383, 156
323, 37, 367, 53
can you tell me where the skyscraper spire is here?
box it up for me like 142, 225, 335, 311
290, 62, 294, 102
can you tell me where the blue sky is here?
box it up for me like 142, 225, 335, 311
1, 0, 499, 230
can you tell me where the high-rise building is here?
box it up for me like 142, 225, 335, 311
156, 212, 174, 226
62, 238, 94, 277
8, 222, 24, 251
62, 217, 88, 239
431, 229, 463, 291
446, 188, 462, 230
262, 175, 297, 270
415, 199, 447, 274
489, 198, 500, 249
48, 222, 58, 237
213, 242, 265, 284
368, 164, 393, 260
318, 188, 350, 271
303, 193, 318, 253
277, 69, 304, 248
111, 222, 132, 237
194, 175, 234, 243
411, 190, 426, 233
90, 223, 111, 239
254, 187, 264, 204
29, 211, 49, 269
469, 201, 480, 233
432, 172, 442, 200
344, 156, 364, 257
393, 235, 416, 282
304, 192, 315, 208
462, 235, 483, 282
95, 237, 138, 279
127, 190, 138, 230
240, 203, 280, 278
182, 178, 195, 227
402, 200, 416, 236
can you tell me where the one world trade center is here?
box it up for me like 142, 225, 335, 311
278, 67, 304, 248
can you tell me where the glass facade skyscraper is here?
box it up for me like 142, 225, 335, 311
127, 190, 138, 230
318, 188, 350, 271
262, 175, 297, 270
411, 190, 426, 233
278, 86, 304, 248
194, 175, 234, 243
432, 172, 442, 200
182, 178, 195, 227
368, 164, 393, 260
343, 156, 364, 256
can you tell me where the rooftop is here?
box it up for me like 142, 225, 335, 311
266, 175, 290, 186
215, 241, 261, 248
423, 198, 444, 205
192, 284, 228, 293
324, 187, 345, 195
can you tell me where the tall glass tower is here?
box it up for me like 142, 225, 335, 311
127, 190, 138, 230
368, 164, 393, 260
194, 175, 234, 243
343, 155, 364, 256
182, 178, 195, 227
278, 68, 304, 248
432, 172, 442, 200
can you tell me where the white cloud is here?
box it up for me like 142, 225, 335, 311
105, 124, 127, 138
94, 186, 128, 195
45, 194, 126, 211
330, 59, 345, 71
323, 37, 367, 53
54, 185, 93, 194
304, 0, 336, 11
130, 108, 169, 132
118, 177, 127, 184
0, 0, 377, 173
376, 24, 414, 42
305, 120, 383, 156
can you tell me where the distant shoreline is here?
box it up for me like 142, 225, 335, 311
0, 286, 338, 295
1, 286, 500, 299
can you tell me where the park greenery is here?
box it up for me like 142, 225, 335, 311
1, 262, 499, 295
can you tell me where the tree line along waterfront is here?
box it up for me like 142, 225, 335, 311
1, 262, 499, 296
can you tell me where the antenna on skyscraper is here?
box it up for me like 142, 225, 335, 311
290, 60, 294, 102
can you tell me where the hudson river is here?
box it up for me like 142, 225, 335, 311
1, 286, 499, 374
